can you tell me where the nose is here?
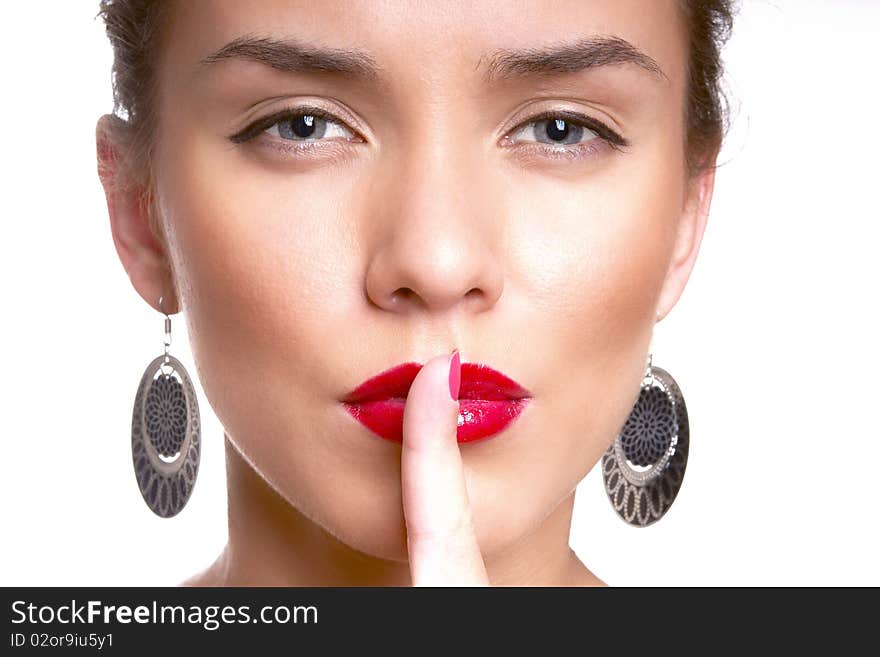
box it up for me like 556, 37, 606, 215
363, 136, 505, 316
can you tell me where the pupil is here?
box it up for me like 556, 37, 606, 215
287, 114, 317, 139
545, 118, 570, 142
278, 114, 324, 139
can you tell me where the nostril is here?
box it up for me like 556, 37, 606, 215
391, 288, 416, 305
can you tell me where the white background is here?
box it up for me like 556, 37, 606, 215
1, 0, 878, 586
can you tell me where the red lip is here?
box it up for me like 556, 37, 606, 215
341, 361, 532, 444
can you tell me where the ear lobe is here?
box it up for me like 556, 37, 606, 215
96, 114, 178, 315
655, 163, 717, 322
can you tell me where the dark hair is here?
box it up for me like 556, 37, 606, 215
97, 0, 168, 196
679, 0, 736, 176
98, 0, 736, 190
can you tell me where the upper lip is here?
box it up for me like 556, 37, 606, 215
341, 360, 532, 404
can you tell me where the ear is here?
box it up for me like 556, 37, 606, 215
95, 114, 179, 315
655, 160, 718, 322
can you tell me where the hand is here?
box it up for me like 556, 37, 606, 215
401, 351, 490, 586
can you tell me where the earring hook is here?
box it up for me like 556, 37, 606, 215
644, 311, 658, 385
159, 295, 172, 365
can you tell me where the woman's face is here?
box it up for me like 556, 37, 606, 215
119, 0, 712, 561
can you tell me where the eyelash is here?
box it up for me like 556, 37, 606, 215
228, 105, 630, 160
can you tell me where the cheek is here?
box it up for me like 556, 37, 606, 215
154, 132, 370, 467
153, 133, 414, 557
502, 148, 683, 486
157, 133, 358, 386
513, 151, 681, 366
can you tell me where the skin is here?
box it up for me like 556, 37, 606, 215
96, 0, 717, 586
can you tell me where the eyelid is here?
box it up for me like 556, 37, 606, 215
507, 109, 630, 150
229, 104, 361, 144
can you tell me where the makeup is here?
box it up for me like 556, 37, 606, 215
341, 361, 532, 443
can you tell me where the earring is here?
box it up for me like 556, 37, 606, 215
601, 350, 690, 527
130, 295, 201, 518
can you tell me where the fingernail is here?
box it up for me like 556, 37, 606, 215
448, 350, 461, 401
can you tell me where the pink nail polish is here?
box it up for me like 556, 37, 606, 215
448, 350, 461, 401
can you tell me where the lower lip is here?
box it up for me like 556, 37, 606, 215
343, 398, 531, 444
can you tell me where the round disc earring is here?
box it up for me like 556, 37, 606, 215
130, 295, 201, 518
601, 352, 690, 527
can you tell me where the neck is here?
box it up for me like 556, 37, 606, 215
187, 433, 604, 587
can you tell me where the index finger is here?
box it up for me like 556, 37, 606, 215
401, 350, 489, 586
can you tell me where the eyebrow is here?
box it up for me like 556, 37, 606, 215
198, 34, 666, 85
198, 34, 383, 81
480, 36, 667, 84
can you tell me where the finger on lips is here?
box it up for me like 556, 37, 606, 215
400, 350, 490, 586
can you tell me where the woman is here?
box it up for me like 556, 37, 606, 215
95, 0, 735, 586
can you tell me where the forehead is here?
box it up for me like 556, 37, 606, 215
164, 0, 687, 92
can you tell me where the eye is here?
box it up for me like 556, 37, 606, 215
504, 110, 629, 159
266, 113, 351, 142
229, 105, 361, 148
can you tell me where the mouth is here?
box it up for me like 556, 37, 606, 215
340, 360, 532, 444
